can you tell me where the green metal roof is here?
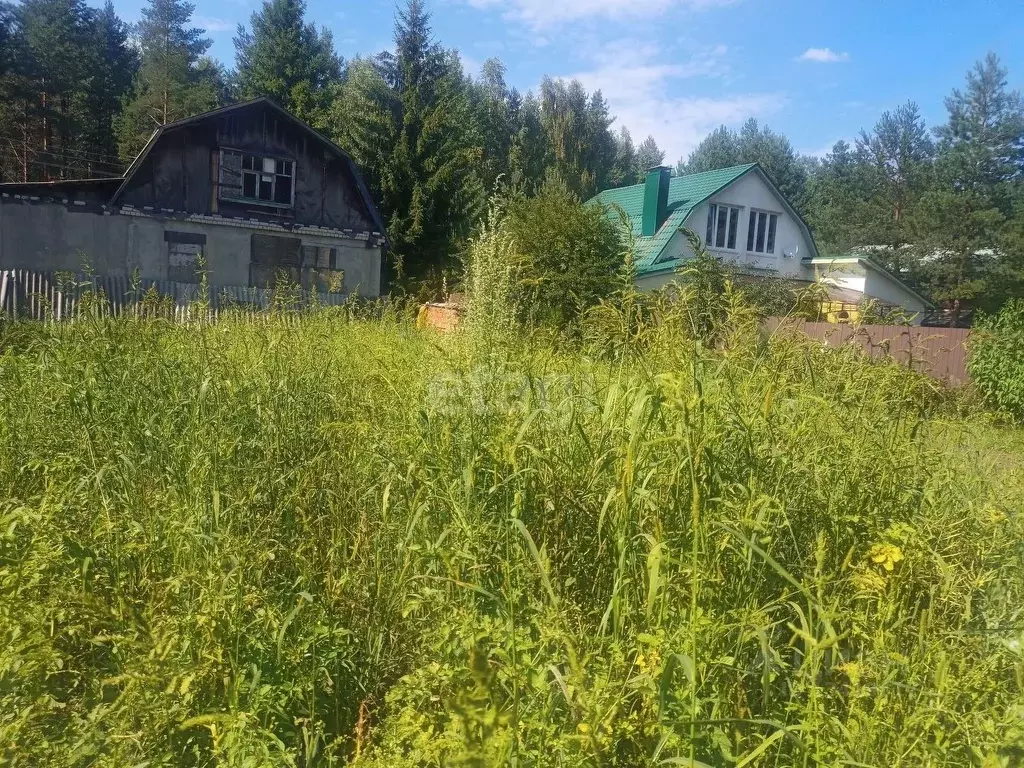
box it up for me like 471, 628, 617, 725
588, 163, 756, 274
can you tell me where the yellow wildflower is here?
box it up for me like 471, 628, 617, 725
868, 543, 904, 572
836, 661, 863, 687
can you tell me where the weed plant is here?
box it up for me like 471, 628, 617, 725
0, 292, 1021, 766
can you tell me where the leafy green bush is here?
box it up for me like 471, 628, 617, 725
968, 298, 1024, 420
500, 176, 623, 327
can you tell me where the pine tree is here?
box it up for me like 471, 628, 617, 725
609, 126, 635, 187
677, 126, 737, 176
331, 0, 484, 290
679, 119, 806, 204
17, 0, 94, 177
116, 0, 219, 160
634, 135, 665, 175
911, 55, 1024, 309
233, 0, 341, 129
738, 119, 806, 203
854, 101, 934, 254
935, 52, 1024, 190
77, 1, 137, 175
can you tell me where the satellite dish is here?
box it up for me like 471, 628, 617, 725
783, 244, 800, 259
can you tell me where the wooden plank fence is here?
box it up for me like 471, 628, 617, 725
0, 268, 352, 323
766, 318, 972, 384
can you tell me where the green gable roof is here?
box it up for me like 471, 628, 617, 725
588, 163, 757, 274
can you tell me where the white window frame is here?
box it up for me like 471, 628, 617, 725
705, 203, 742, 251
219, 148, 296, 209
746, 208, 779, 256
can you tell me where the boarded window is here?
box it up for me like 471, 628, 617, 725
166, 231, 206, 283
250, 234, 302, 288
299, 244, 344, 293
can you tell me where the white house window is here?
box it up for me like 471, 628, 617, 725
705, 204, 741, 250
746, 210, 778, 255
220, 149, 294, 207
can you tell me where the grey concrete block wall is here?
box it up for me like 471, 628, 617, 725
0, 200, 383, 297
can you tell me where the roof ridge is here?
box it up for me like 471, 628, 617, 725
594, 162, 759, 199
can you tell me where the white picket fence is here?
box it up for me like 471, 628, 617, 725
0, 269, 351, 322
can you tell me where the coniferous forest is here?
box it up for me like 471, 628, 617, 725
1, 0, 1023, 308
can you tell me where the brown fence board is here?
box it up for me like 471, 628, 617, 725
766, 319, 972, 384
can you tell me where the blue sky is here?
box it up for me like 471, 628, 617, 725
107, 0, 1024, 165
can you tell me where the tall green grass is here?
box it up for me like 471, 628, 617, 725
0, 307, 1021, 766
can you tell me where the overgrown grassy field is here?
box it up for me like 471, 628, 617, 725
0, 309, 1022, 766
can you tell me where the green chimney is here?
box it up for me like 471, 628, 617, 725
641, 166, 671, 237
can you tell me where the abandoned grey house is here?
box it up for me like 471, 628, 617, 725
0, 98, 388, 301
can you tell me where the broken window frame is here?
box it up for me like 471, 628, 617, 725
219, 148, 295, 209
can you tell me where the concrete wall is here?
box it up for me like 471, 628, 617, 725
0, 200, 382, 297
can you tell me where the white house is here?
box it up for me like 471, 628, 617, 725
589, 164, 930, 318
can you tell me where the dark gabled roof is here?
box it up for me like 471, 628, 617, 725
109, 97, 389, 243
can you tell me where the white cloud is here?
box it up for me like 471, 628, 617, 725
194, 16, 235, 33
466, 0, 738, 29
458, 51, 484, 78
797, 47, 850, 63
561, 41, 783, 163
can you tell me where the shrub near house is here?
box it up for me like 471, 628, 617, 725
968, 298, 1024, 420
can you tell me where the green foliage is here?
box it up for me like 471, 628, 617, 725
233, 0, 342, 130
968, 298, 1024, 420
0, 304, 1022, 765
803, 54, 1024, 310
115, 0, 223, 160
677, 118, 807, 204
610, 127, 665, 187
538, 76, 616, 198
500, 176, 623, 326
0, 0, 137, 181
331, 1, 484, 291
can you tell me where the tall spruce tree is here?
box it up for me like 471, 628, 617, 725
78, 1, 137, 174
116, 0, 219, 160
331, 0, 484, 290
635, 135, 665, 175
233, 0, 341, 129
